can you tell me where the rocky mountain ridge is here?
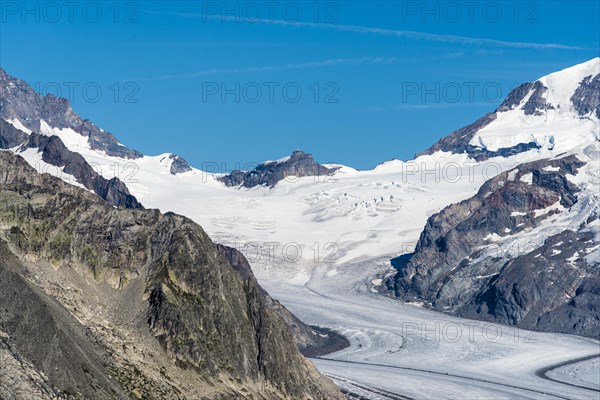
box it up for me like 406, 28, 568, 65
0, 150, 343, 399
418, 57, 600, 159
0, 118, 142, 208
219, 150, 337, 188
0, 67, 192, 174
388, 153, 599, 337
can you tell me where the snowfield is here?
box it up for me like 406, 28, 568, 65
547, 357, 600, 391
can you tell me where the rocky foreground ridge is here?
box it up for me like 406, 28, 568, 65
0, 150, 343, 399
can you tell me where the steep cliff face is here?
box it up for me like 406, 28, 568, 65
0, 117, 28, 148
571, 73, 600, 118
0, 151, 343, 399
216, 244, 350, 357
219, 150, 337, 188
388, 155, 600, 337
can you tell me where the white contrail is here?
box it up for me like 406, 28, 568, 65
130, 56, 398, 81
149, 11, 586, 50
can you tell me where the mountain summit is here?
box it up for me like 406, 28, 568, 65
420, 57, 600, 159
219, 150, 337, 188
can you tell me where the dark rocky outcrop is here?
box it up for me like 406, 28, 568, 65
571, 74, 600, 119
219, 150, 337, 188
495, 81, 555, 116
495, 82, 536, 113
464, 142, 542, 162
0, 151, 343, 399
168, 154, 192, 175
388, 155, 600, 338
17, 132, 142, 209
0, 118, 28, 148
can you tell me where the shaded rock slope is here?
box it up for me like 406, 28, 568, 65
216, 244, 350, 357
219, 150, 337, 188
0, 118, 142, 209
388, 155, 600, 337
0, 151, 343, 399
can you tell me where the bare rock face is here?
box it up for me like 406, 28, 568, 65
0, 118, 28, 148
0, 151, 343, 399
571, 74, 600, 119
219, 150, 336, 188
168, 154, 192, 175
388, 155, 600, 338
216, 244, 350, 357
0, 241, 129, 400
500, 81, 555, 116
462, 229, 600, 337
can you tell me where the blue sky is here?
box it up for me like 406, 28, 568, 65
1, 1, 599, 170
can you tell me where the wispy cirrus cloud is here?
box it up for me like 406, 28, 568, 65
128, 56, 398, 81
357, 102, 496, 112
393, 102, 494, 110
148, 10, 589, 51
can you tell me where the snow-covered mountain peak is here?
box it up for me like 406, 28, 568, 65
467, 58, 599, 154
418, 58, 599, 159
538, 57, 599, 114
496, 57, 599, 117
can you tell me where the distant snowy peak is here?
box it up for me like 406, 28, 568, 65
497, 57, 599, 118
0, 66, 192, 174
420, 58, 599, 159
0, 66, 141, 159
